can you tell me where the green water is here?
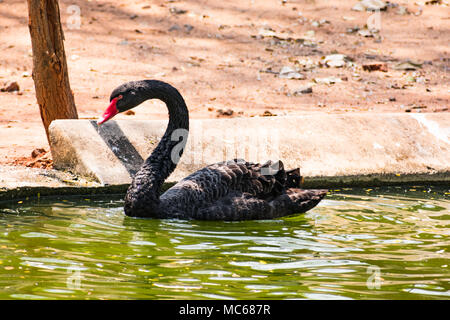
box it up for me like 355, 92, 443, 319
0, 186, 448, 300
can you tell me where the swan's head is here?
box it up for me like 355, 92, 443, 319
98, 81, 147, 125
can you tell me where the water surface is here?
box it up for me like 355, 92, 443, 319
0, 186, 449, 300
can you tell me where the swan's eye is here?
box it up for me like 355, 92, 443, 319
117, 94, 123, 100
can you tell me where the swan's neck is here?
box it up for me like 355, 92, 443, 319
124, 81, 189, 217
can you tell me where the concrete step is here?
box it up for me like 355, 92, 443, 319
48, 113, 450, 187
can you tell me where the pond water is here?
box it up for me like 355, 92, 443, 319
0, 186, 448, 300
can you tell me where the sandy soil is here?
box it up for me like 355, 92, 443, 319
0, 0, 449, 167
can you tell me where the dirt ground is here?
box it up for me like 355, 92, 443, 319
0, 0, 449, 168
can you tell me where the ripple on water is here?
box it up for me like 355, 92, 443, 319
230, 259, 365, 271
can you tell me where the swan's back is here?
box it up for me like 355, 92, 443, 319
158, 159, 327, 220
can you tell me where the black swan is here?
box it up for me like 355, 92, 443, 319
98, 80, 327, 220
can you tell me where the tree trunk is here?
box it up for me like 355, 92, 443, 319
27, 0, 78, 143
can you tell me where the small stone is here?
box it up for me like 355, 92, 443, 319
358, 28, 374, 37
261, 110, 276, 117
313, 77, 342, 85
1, 81, 20, 92
184, 24, 194, 32
293, 86, 313, 95
303, 30, 315, 39
362, 62, 388, 72
31, 148, 46, 158
394, 60, 422, 70
346, 26, 360, 33
353, 0, 387, 12
217, 109, 234, 116
352, 2, 366, 11
323, 54, 349, 68
278, 66, 305, 80
168, 24, 181, 32
396, 6, 409, 15
170, 7, 187, 15
258, 27, 277, 37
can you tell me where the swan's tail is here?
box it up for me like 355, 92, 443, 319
272, 188, 328, 217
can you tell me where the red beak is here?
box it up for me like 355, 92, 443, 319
97, 97, 119, 124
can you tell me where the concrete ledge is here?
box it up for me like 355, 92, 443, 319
0, 165, 175, 202
0, 165, 97, 189
0, 184, 129, 202
0, 166, 176, 202
47, 113, 450, 186
47, 113, 449, 185
0, 165, 102, 201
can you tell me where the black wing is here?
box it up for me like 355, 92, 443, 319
159, 159, 295, 217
